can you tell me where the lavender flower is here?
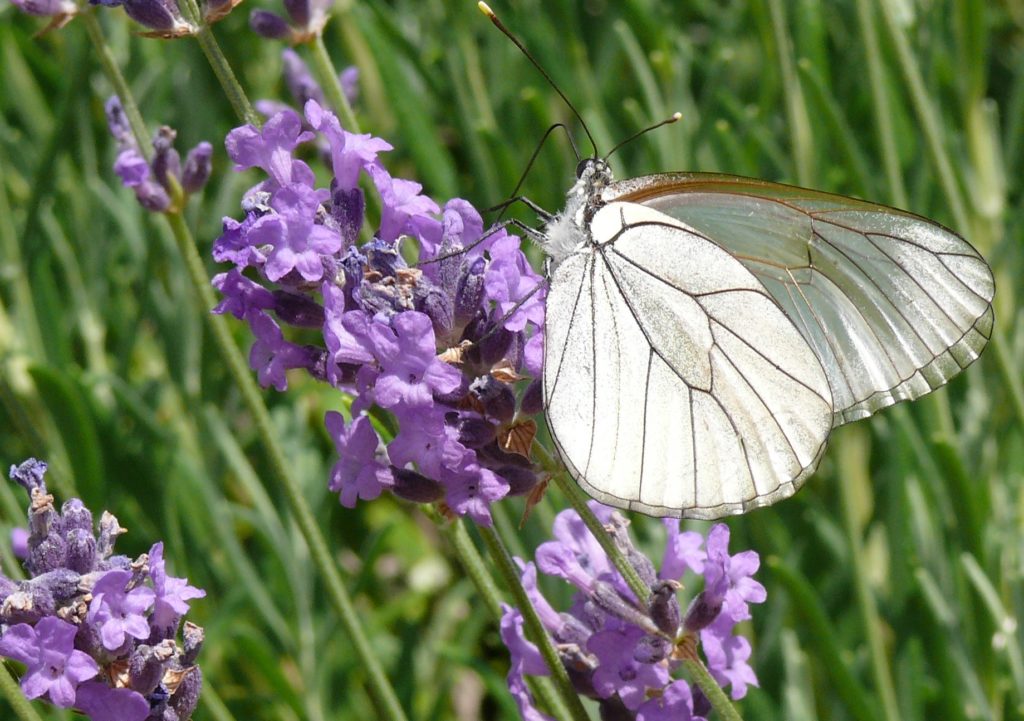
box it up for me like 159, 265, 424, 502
89, 0, 198, 36
105, 96, 212, 212
0, 459, 205, 721
212, 99, 546, 525
501, 504, 765, 720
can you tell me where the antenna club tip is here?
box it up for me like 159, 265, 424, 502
670, 112, 682, 122
478, 1, 495, 18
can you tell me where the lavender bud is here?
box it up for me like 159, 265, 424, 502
272, 291, 325, 327
151, 126, 181, 190
30, 568, 81, 605
9, 458, 48, 492
553, 613, 592, 647
648, 580, 681, 636
130, 641, 176, 695
330, 183, 365, 247
683, 590, 723, 633
27, 532, 66, 575
181, 142, 213, 193
136, 180, 172, 212
390, 467, 444, 503
477, 324, 513, 366
28, 487, 58, 541
65, 528, 97, 573
282, 0, 309, 27
340, 66, 359, 105
122, 0, 185, 32
496, 466, 538, 496
421, 286, 454, 337
365, 238, 405, 276
590, 580, 658, 633
470, 376, 516, 422
182, 622, 205, 665
457, 417, 497, 448
249, 9, 291, 39
633, 634, 671, 664
170, 666, 203, 720
282, 49, 325, 107
58, 498, 93, 536
433, 374, 470, 405
521, 378, 543, 415
97, 511, 126, 559
607, 513, 656, 586
453, 257, 485, 325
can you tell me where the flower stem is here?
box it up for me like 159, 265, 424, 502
0, 663, 45, 721
309, 33, 361, 133
82, 22, 409, 721
191, 26, 260, 127
478, 524, 591, 721
680, 656, 744, 721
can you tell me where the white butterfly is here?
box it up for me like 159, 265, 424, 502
540, 159, 994, 519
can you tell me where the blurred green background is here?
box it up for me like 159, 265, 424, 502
1, 0, 1022, 719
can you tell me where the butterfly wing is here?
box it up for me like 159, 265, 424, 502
606, 173, 995, 425
543, 201, 833, 519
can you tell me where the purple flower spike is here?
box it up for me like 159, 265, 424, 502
248, 183, 341, 281
86, 570, 156, 650
325, 412, 394, 507
9, 458, 48, 492
0, 617, 99, 707
370, 312, 461, 408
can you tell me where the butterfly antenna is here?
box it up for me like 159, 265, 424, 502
604, 112, 683, 160
478, 2, 599, 157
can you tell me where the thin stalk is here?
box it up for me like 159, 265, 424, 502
681, 656, 744, 721
310, 33, 361, 133
0, 663, 45, 721
767, 0, 815, 186
478, 524, 592, 721
83, 25, 409, 721
835, 432, 902, 721
192, 26, 260, 126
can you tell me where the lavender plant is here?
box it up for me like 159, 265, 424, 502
0, 460, 205, 721
211, 98, 547, 526
503, 504, 763, 720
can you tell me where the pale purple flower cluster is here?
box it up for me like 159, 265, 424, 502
0, 459, 205, 721
502, 504, 765, 720
212, 99, 546, 526
105, 96, 212, 212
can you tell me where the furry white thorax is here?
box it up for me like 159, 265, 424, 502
540, 159, 615, 268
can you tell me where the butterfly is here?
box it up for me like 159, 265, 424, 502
539, 159, 994, 519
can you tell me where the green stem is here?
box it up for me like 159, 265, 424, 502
309, 33, 361, 133
82, 23, 408, 721
81, 12, 152, 155
0, 663, 45, 721
192, 26, 260, 126
478, 525, 591, 721
681, 656, 744, 721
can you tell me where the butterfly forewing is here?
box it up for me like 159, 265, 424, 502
606, 173, 995, 424
543, 202, 834, 519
